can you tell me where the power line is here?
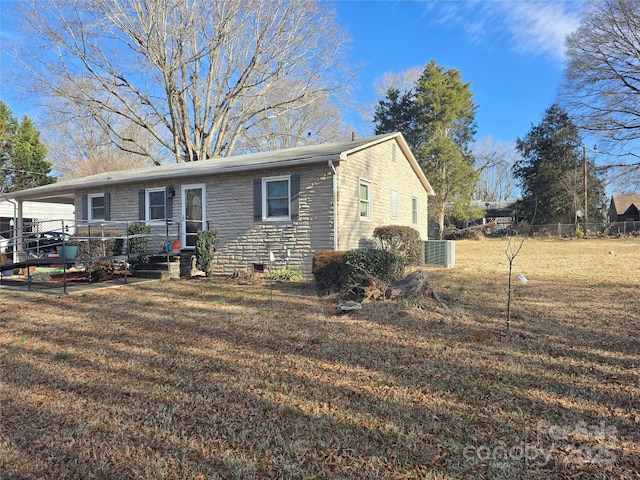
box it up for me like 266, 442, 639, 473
1, 165, 53, 177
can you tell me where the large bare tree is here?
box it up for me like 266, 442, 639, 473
42, 100, 166, 179
473, 137, 518, 203
563, 0, 640, 147
230, 81, 348, 152
14, 0, 351, 164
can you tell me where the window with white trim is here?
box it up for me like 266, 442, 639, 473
88, 194, 105, 221
411, 197, 419, 226
359, 179, 372, 221
146, 187, 166, 222
262, 175, 291, 220
391, 189, 399, 219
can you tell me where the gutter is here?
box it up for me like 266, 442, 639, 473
328, 160, 338, 251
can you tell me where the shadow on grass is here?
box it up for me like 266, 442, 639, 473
1, 277, 637, 479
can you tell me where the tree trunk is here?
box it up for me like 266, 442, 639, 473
392, 270, 431, 301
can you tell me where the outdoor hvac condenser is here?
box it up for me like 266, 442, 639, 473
423, 240, 455, 268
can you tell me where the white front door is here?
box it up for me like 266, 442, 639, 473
182, 184, 206, 248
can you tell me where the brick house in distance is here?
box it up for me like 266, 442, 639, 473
10, 133, 434, 276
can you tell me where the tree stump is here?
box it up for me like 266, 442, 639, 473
392, 270, 431, 301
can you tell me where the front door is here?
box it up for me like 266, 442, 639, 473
182, 184, 206, 248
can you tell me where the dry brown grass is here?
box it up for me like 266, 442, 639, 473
1, 238, 639, 479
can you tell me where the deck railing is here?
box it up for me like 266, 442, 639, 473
0, 218, 182, 294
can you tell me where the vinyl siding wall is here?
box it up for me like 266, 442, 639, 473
336, 138, 429, 250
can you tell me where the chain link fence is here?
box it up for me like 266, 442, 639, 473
529, 221, 640, 238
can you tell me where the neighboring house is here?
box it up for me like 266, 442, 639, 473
608, 194, 640, 222
0, 199, 75, 239
9, 133, 435, 276
470, 200, 517, 230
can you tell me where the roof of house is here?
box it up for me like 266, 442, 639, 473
7, 132, 434, 204
609, 194, 640, 216
471, 200, 517, 217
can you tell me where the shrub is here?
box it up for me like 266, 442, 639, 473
71, 229, 125, 258
511, 219, 531, 236
85, 261, 114, 283
373, 225, 422, 266
264, 267, 303, 281
127, 223, 151, 269
312, 250, 346, 293
195, 230, 219, 276
342, 248, 405, 287
29, 271, 51, 283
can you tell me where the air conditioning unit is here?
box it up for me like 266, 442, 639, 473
423, 240, 455, 268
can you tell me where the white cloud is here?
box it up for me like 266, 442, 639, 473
427, 0, 583, 63
502, 2, 582, 60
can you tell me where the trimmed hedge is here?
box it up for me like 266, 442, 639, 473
342, 248, 405, 286
195, 230, 219, 277
313, 248, 406, 295
128, 223, 151, 268
373, 225, 422, 266
312, 250, 346, 293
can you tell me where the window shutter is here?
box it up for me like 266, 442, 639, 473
253, 178, 262, 221
104, 192, 111, 221
290, 174, 300, 220
81, 194, 88, 220
165, 187, 173, 221
138, 189, 146, 221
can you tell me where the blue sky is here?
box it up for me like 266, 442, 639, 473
336, 0, 583, 144
1, 0, 583, 147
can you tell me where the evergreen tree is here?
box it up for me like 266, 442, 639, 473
514, 103, 605, 225
374, 60, 479, 237
373, 87, 422, 150
0, 101, 55, 192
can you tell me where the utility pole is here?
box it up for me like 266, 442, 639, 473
583, 146, 588, 239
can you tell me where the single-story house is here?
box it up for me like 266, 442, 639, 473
470, 200, 517, 228
608, 194, 640, 222
9, 132, 435, 276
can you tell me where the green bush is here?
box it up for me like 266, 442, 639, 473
85, 261, 114, 282
128, 223, 151, 269
373, 225, 422, 266
195, 230, 219, 276
342, 248, 405, 286
264, 267, 303, 281
312, 250, 346, 293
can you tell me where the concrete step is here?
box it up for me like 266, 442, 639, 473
139, 262, 176, 271
148, 254, 181, 263
132, 269, 173, 280
133, 255, 180, 279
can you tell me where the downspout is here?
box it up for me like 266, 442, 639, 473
328, 160, 338, 251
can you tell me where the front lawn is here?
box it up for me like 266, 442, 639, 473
1, 238, 638, 479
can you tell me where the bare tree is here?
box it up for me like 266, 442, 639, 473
14, 0, 351, 164
473, 137, 518, 202
563, 0, 640, 148
232, 83, 349, 152
504, 201, 536, 333
355, 66, 423, 131
43, 101, 166, 179
372, 67, 423, 99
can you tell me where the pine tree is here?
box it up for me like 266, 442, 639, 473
374, 60, 479, 238
514, 103, 605, 225
0, 101, 55, 192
